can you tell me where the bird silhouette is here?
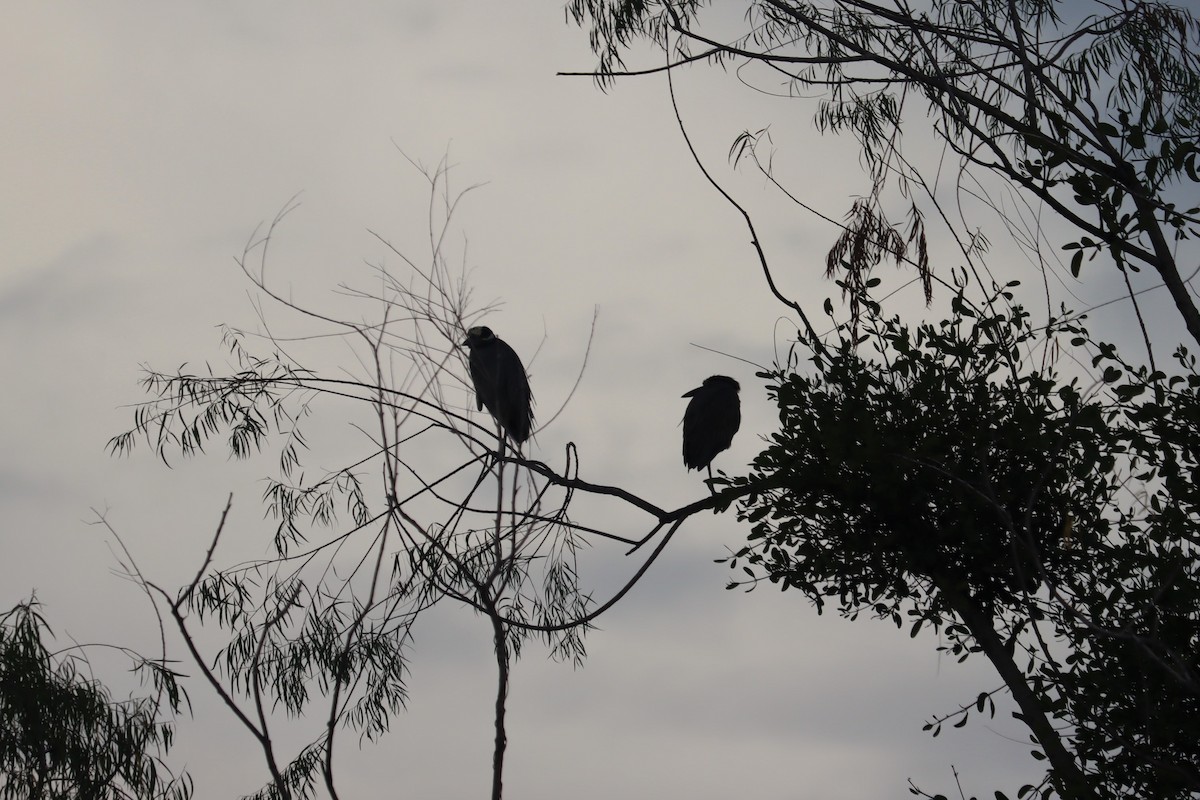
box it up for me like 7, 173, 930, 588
681, 375, 741, 479
462, 326, 534, 445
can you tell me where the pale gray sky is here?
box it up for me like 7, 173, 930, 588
2, 2, 1174, 798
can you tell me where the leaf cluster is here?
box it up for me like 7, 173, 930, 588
0, 599, 191, 800
726, 283, 1200, 797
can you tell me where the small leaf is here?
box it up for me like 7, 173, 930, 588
1114, 383, 1145, 401
1070, 250, 1083, 278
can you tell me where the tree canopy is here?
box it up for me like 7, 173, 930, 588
730, 285, 1200, 798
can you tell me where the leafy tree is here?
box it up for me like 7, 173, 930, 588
730, 284, 1199, 798
0, 598, 191, 800
563, 1, 1200, 798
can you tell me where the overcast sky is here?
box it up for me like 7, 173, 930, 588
2, 2, 1183, 799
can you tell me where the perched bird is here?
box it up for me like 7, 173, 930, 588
681, 375, 741, 478
462, 326, 534, 445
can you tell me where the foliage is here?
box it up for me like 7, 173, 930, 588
0, 599, 191, 800
568, 0, 1200, 344
726, 282, 1200, 798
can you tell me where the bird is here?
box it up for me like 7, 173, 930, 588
681, 375, 741, 479
462, 326, 534, 445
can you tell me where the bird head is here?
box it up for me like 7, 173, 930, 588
462, 326, 495, 348
682, 375, 741, 398
705, 375, 740, 393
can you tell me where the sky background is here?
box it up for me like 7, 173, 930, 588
2, 2, 1186, 799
